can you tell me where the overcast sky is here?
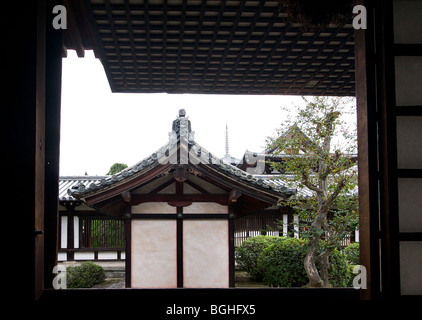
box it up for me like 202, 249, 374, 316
59, 50, 354, 176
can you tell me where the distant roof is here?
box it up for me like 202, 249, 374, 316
59, 176, 108, 201
64, 0, 355, 95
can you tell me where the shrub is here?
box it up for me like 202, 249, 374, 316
343, 242, 360, 265
235, 235, 283, 281
257, 238, 352, 287
257, 237, 308, 287
324, 248, 351, 288
66, 261, 106, 288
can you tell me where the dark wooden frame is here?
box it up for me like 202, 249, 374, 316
19, 0, 422, 305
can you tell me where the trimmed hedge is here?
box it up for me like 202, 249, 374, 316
257, 237, 308, 287
343, 242, 360, 265
235, 235, 283, 281
237, 236, 353, 287
66, 261, 106, 288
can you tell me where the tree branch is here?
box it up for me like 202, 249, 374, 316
325, 176, 349, 208
301, 170, 324, 193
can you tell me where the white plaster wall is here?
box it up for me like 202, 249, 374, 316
60, 216, 67, 249
73, 216, 79, 249
183, 220, 229, 288
74, 252, 95, 260
131, 220, 177, 288
183, 202, 227, 214
132, 202, 176, 213
98, 251, 118, 260
58, 252, 67, 261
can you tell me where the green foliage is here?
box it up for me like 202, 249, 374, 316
323, 248, 351, 287
66, 261, 106, 288
257, 237, 309, 287
343, 242, 360, 265
107, 163, 128, 175
235, 235, 283, 281
252, 237, 351, 287
266, 96, 358, 286
88, 219, 125, 248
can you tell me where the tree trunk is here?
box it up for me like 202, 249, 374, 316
304, 201, 331, 287
304, 238, 324, 287
319, 250, 331, 287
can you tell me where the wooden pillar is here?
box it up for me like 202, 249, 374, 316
66, 204, 75, 261
44, 0, 62, 288
124, 206, 132, 288
228, 206, 235, 288
354, 0, 380, 300
177, 206, 184, 288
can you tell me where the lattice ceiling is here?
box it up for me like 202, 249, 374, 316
64, 0, 356, 96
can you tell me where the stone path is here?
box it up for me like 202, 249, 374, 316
92, 279, 125, 289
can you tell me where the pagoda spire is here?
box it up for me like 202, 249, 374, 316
224, 123, 230, 158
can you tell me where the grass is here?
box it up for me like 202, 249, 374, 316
235, 271, 268, 288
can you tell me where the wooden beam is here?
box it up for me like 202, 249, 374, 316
85, 163, 171, 205
184, 179, 210, 194
131, 194, 228, 205
173, 166, 189, 182
64, 0, 85, 57
168, 201, 192, 207
194, 164, 279, 204
147, 178, 174, 194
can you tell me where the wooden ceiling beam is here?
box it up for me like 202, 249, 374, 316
63, 0, 85, 57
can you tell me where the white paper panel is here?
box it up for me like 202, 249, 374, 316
395, 56, 422, 106
400, 242, 422, 295
131, 220, 177, 288
398, 179, 422, 232
396, 117, 422, 169
393, 0, 422, 44
183, 220, 229, 288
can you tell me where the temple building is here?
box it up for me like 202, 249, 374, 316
63, 109, 296, 288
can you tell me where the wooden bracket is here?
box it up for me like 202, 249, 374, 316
121, 190, 131, 203
229, 189, 242, 203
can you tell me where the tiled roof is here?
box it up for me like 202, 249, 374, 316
66, 110, 296, 201
59, 176, 108, 201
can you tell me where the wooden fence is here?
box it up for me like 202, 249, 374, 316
58, 213, 125, 262
79, 216, 125, 249
234, 214, 285, 247
234, 214, 358, 248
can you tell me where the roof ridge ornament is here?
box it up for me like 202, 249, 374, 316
170, 109, 195, 145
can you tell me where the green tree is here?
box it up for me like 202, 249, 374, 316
107, 163, 128, 175
266, 96, 358, 287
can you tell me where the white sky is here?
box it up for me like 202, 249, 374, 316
59, 50, 354, 176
